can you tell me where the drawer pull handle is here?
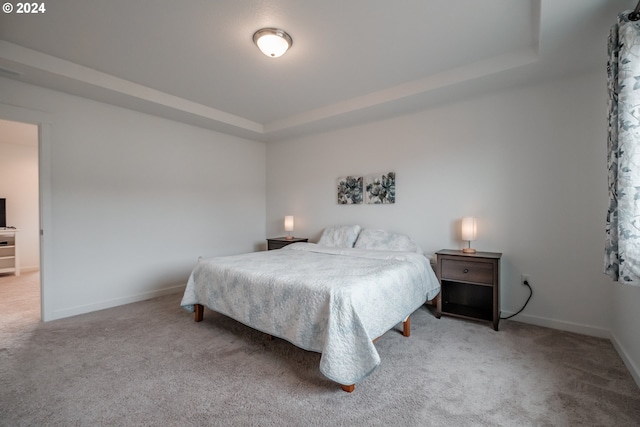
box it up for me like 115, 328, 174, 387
463, 268, 469, 274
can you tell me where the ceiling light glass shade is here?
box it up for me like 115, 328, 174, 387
253, 28, 292, 58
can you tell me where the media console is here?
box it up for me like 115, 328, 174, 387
0, 229, 19, 276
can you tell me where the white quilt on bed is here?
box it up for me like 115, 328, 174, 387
180, 243, 440, 385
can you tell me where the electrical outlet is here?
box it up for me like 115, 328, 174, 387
521, 274, 530, 285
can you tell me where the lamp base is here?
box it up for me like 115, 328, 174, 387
462, 248, 476, 254
285, 235, 293, 240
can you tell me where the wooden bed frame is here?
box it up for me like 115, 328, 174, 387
192, 303, 411, 393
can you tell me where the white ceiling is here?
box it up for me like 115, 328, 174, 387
0, 0, 632, 141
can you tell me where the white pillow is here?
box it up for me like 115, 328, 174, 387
354, 229, 422, 254
317, 225, 361, 248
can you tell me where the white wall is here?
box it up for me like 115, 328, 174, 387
267, 70, 612, 338
0, 76, 266, 321
0, 125, 40, 270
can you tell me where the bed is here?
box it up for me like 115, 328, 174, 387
180, 226, 440, 392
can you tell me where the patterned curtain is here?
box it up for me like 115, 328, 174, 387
605, 12, 640, 285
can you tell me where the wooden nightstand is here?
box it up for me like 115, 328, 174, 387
266, 237, 308, 250
435, 249, 502, 331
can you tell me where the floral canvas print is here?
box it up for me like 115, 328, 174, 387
365, 172, 395, 204
337, 176, 363, 204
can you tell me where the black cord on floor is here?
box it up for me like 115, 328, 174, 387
500, 280, 532, 320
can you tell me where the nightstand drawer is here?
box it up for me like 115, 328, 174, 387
440, 259, 494, 284
268, 241, 288, 250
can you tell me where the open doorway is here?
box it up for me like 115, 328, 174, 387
0, 118, 40, 324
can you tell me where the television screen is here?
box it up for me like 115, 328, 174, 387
0, 198, 5, 228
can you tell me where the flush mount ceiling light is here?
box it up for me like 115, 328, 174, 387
253, 28, 292, 58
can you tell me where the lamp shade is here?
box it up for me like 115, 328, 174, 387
284, 215, 294, 232
461, 217, 477, 242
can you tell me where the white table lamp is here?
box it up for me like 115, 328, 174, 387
284, 215, 294, 240
461, 216, 477, 254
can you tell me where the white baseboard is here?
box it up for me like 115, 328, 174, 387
501, 311, 611, 339
610, 332, 640, 389
49, 284, 186, 321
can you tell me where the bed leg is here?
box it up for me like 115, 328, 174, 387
194, 304, 204, 322
403, 316, 411, 337
341, 384, 355, 393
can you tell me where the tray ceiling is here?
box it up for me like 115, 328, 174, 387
0, 0, 631, 141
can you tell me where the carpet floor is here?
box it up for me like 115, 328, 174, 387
1, 272, 639, 426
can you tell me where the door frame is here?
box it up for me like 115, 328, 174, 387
0, 103, 53, 321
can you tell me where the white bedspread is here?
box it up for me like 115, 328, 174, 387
180, 243, 440, 385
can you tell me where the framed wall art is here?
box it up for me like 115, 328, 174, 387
365, 172, 395, 204
337, 176, 363, 204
